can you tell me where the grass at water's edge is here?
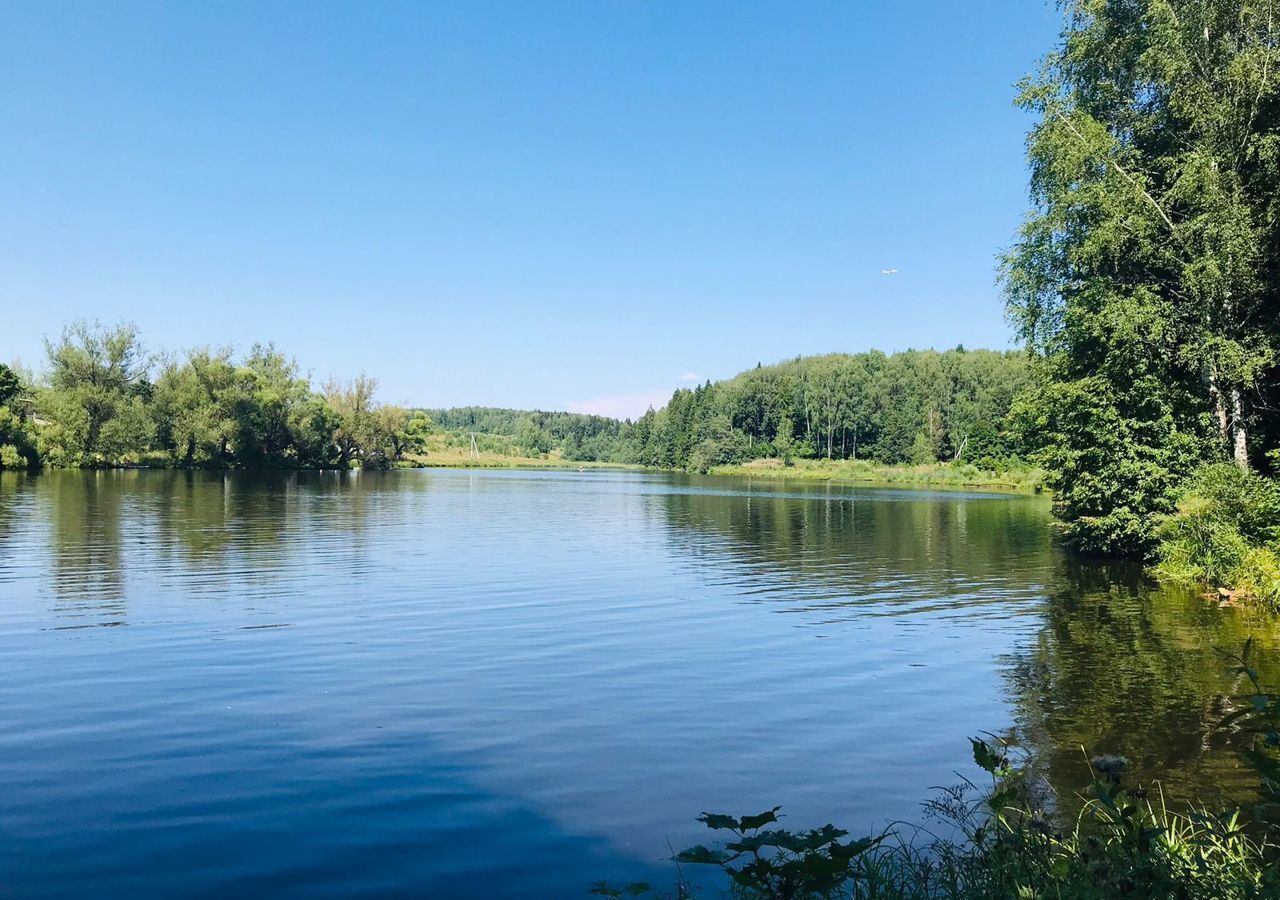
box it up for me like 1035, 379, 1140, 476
706, 457, 1045, 493
407, 453, 1044, 492
22, 452, 1039, 490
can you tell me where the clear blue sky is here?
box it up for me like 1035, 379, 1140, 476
2, 2, 1061, 418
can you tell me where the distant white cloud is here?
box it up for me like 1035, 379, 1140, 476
880, 268, 899, 275
678, 372, 702, 381
567, 391, 671, 420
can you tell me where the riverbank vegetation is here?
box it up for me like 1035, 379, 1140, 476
705, 458, 1044, 492
0, 322, 431, 470
3, 332, 1035, 486
1156, 464, 1280, 610
1000, 0, 1280, 601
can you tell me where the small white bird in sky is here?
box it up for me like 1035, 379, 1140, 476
881, 268, 899, 275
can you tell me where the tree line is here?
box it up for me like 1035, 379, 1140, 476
0, 321, 431, 470
425, 406, 625, 460
619, 349, 1031, 472
3, 328, 1033, 474
418, 349, 1033, 472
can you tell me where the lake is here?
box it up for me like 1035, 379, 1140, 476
0, 469, 1276, 897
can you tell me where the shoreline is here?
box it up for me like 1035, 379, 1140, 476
704, 458, 1045, 494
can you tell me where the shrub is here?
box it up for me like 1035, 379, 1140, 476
0, 443, 23, 469
1155, 464, 1280, 607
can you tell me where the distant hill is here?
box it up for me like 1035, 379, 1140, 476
423, 347, 1031, 470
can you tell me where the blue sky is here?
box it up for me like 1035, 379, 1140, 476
2, 2, 1061, 418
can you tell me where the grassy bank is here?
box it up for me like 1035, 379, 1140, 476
405, 436, 637, 471
706, 457, 1045, 493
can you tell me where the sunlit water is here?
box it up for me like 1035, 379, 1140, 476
0, 469, 1276, 897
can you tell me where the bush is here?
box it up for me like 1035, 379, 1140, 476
0, 443, 24, 469
1155, 464, 1280, 608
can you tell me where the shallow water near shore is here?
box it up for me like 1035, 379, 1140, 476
0, 468, 1276, 897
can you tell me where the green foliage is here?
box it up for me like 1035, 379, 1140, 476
400, 411, 433, 455
0, 363, 19, 406
151, 346, 242, 466
1155, 464, 1280, 607
515, 418, 552, 456
906, 432, 935, 466
623, 349, 1031, 473
422, 350, 1031, 473
21, 322, 424, 470
1012, 368, 1204, 556
0, 443, 24, 469
427, 406, 624, 462
39, 320, 154, 466
17, 326, 1034, 477
1004, 0, 1280, 556
0, 364, 38, 470
671, 807, 886, 899
325, 374, 394, 468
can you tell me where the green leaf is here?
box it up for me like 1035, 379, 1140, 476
738, 806, 782, 831
696, 812, 739, 831
724, 834, 769, 853
674, 845, 732, 866
971, 737, 1006, 774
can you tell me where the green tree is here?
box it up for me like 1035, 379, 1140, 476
0, 364, 19, 407
514, 417, 551, 456
325, 374, 381, 468
39, 320, 154, 466
1004, 0, 1280, 555
151, 347, 243, 466
400, 411, 433, 456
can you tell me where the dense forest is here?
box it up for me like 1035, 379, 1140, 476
418, 349, 1032, 471
0, 321, 431, 470
617, 349, 1030, 472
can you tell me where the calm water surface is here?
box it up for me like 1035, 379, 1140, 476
1, 469, 1277, 897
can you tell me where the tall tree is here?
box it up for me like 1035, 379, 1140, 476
40, 320, 154, 466
1004, 0, 1280, 554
